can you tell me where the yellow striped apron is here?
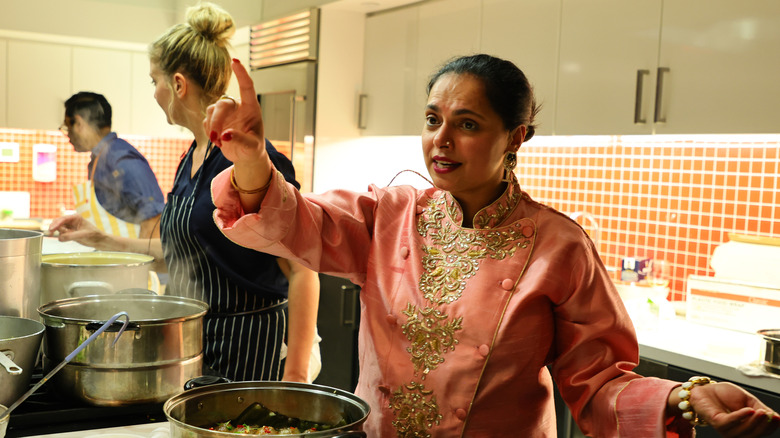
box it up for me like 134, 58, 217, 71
73, 152, 140, 239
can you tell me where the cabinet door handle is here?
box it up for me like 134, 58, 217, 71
340, 284, 358, 327
358, 94, 368, 129
654, 67, 670, 123
634, 69, 650, 124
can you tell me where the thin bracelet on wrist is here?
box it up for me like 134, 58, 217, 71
230, 168, 272, 194
678, 376, 714, 426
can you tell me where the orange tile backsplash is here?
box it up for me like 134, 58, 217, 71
516, 134, 780, 301
3, 128, 778, 302
0, 128, 311, 220
0, 128, 190, 218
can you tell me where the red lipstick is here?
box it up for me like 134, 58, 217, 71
431, 155, 461, 174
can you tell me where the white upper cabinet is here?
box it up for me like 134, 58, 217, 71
361, 0, 481, 136
7, 40, 71, 130
556, 0, 780, 135
555, 0, 662, 135
361, 6, 419, 136
72, 47, 133, 134
1, 35, 184, 137
655, 1, 780, 134
480, 0, 561, 136
414, 0, 482, 112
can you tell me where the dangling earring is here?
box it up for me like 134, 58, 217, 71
501, 151, 517, 182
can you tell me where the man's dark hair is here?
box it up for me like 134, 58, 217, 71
64, 92, 112, 129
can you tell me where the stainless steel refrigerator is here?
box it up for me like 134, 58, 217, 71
248, 8, 319, 192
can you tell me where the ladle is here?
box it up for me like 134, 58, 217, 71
0, 311, 130, 418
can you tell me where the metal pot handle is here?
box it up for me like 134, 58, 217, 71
86, 320, 141, 332
0, 351, 22, 375
67, 281, 114, 297
117, 288, 157, 295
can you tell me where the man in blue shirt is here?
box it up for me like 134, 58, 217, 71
61, 92, 164, 238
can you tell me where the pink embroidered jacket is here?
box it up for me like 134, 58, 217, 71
212, 168, 691, 438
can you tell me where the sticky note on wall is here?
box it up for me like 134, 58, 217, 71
0, 142, 20, 162
32, 143, 57, 182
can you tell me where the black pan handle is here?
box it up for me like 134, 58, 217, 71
184, 375, 232, 390
328, 432, 366, 438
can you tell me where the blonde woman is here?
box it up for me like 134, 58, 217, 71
50, 2, 319, 383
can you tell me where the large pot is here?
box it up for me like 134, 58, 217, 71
40, 251, 154, 305
0, 316, 45, 407
164, 381, 370, 438
38, 294, 208, 406
758, 329, 780, 375
0, 229, 43, 319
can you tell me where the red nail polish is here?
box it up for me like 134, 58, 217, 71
222, 132, 233, 142
232, 58, 240, 63
209, 131, 218, 142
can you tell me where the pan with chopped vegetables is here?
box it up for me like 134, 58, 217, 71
163, 381, 369, 437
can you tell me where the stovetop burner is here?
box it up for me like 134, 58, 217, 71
6, 370, 166, 438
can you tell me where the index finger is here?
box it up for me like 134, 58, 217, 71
231, 58, 257, 106
48, 215, 72, 231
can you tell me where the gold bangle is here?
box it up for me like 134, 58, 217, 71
230, 168, 272, 194
678, 376, 715, 426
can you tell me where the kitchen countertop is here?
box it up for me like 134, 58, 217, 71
637, 316, 780, 394
23, 422, 170, 438
20, 319, 780, 437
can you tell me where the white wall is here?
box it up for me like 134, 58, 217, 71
261, 0, 333, 20
0, 0, 177, 43
312, 136, 431, 193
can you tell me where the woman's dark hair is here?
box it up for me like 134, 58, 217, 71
426, 54, 539, 141
64, 91, 112, 130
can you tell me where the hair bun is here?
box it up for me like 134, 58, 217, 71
186, 2, 235, 44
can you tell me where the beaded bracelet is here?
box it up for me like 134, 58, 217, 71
678, 376, 715, 426
230, 168, 272, 194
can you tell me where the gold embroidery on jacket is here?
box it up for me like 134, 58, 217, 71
390, 382, 442, 438
417, 198, 530, 305
402, 303, 463, 378
472, 190, 522, 229
391, 189, 532, 437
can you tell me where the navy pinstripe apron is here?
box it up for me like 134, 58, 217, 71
161, 142, 288, 382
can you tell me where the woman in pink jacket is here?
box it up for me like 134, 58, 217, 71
206, 54, 779, 437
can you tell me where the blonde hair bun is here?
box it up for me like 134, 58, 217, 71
186, 2, 235, 45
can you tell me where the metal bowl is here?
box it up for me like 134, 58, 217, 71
0, 316, 45, 407
758, 329, 780, 375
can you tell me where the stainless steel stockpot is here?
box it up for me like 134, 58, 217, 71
0, 316, 45, 407
38, 294, 208, 406
40, 251, 154, 304
164, 381, 370, 438
0, 229, 43, 320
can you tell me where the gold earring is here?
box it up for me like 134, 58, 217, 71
502, 151, 517, 183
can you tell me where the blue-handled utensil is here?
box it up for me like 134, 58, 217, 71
0, 311, 130, 418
